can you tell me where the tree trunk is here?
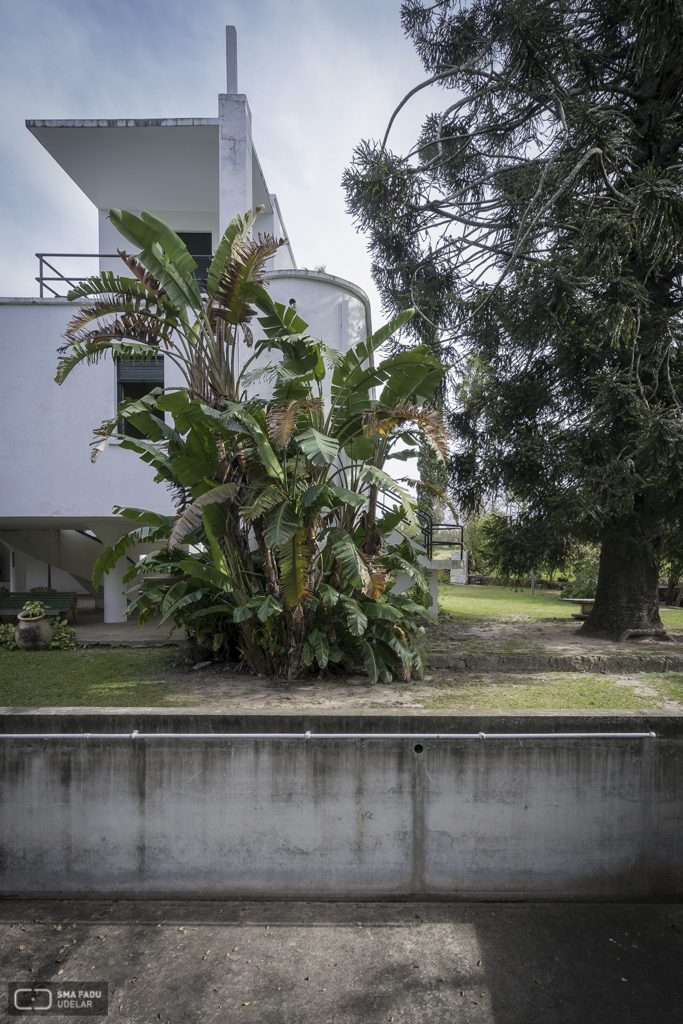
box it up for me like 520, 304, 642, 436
580, 529, 667, 641
665, 575, 679, 605
287, 604, 307, 681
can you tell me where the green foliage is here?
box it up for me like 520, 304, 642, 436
344, 0, 683, 629
0, 616, 77, 651
0, 623, 17, 650
476, 514, 572, 582
22, 600, 48, 618
48, 621, 79, 650
61, 209, 451, 682
561, 543, 601, 599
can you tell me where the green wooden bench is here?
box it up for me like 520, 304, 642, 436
0, 592, 78, 622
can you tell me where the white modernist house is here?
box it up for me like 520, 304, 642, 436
0, 28, 371, 621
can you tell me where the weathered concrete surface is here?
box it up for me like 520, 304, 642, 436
1, 711, 681, 900
426, 651, 683, 673
1, 899, 681, 1023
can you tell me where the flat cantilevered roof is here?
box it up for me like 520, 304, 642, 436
27, 118, 220, 212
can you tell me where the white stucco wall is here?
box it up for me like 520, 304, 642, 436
0, 272, 370, 534
267, 271, 369, 351
237, 270, 371, 404
0, 299, 177, 522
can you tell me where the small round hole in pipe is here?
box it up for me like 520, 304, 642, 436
414, 743, 424, 754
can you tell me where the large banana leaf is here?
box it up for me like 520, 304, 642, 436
92, 523, 171, 588
378, 348, 446, 407
240, 483, 288, 521
357, 639, 380, 683
263, 501, 298, 549
295, 427, 339, 466
55, 337, 165, 385
331, 308, 415, 391
177, 560, 233, 591
364, 601, 402, 622
213, 235, 284, 329
305, 629, 330, 669
232, 410, 285, 481
203, 517, 230, 576
325, 484, 366, 507
279, 528, 309, 606
361, 465, 418, 530
109, 209, 202, 311
244, 283, 309, 337
206, 209, 257, 296
112, 506, 175, 528
340, 595, 368, 635
252, 594, 284, 622
326, 527, 370, 588
356, 308, 416, 366
168, 484, 237, 550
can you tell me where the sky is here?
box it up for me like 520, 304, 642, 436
0, 0, 441, 320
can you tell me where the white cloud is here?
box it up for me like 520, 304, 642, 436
0, 0, 442, 320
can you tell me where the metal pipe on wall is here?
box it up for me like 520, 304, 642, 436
0, 731, 657, 741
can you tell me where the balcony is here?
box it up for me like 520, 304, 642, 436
36, 252, 213, 297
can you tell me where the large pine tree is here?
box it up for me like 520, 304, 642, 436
344, 0, 683, 639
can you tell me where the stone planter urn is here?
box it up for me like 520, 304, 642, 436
15, 611, 53, 651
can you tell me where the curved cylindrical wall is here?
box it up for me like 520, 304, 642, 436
238, 269, 371, 403
265, 270, 371, 352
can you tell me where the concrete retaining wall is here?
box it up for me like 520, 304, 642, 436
1, 711, 681, 900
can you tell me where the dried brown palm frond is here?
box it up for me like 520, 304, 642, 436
117, 248, 166, 296
167, 481, 193, 516
211, 234, 286, 331
266, 398, 322, 447
65, 311, 175, 349
360, 553, 387, 599
64, 295, 177, 339
364, 403, 451, 459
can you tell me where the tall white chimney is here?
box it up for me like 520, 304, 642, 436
226, 26, 238, 94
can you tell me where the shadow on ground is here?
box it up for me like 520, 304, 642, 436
1, 900, 681, 1023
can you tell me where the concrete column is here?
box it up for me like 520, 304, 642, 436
427, 567, 439, 619
10, 547, 27, 592
103, 559, 128, 623
226, 25, 238, 93
218, 93, 253, 236
95, 523, 130, 624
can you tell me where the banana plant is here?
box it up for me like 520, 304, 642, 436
60, 209, 451, 680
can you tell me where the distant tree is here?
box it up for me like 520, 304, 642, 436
344, 0, 683, 639
661, 521, 683, 605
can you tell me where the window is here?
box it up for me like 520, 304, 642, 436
177, 232, 213, 288
117, 357, 164, 438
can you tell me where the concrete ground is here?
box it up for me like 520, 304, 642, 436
1, 900, 681, 1023
73, 603, 180, 647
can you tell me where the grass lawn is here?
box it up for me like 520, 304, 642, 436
1, 585, 682, 709
414, 671, 683, 710
437, 582, 683, 629
0, 646, 682, 711
0, 648, 195, 708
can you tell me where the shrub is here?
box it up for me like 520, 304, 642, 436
0, 623, 17, 650
59, 210, 452, 682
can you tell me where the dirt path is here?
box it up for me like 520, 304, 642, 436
166, 662, 683, 712
425, 613, 683, 657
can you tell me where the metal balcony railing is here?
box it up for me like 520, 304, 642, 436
36, 253, 214, 297
376, 493, 463, 561
36, 254, 120, 297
